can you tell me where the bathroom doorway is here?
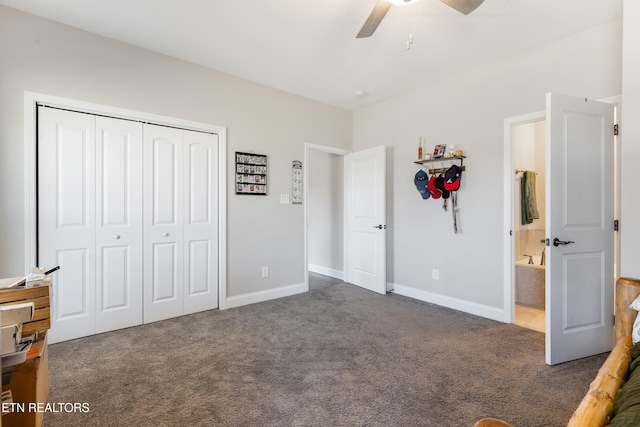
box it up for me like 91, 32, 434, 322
303, 143, 350, 291
512, 120, 546, 333
306, 147, 346, 281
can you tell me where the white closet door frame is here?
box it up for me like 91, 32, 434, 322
23, 92, 228, 309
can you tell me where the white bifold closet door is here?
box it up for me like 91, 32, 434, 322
95, 117, 144, 333
142, 124, 219, 323
38, 107, 218, 343
39, 108, 144, 343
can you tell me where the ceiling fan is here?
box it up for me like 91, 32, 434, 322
356, 0, 485, 38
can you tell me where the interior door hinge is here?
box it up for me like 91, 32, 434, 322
614, 124, 619, 136
614, 219, 619, 231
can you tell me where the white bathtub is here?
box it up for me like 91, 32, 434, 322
515, 256, 545, 308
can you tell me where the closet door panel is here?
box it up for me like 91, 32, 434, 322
189, 143, 211, 223
57, 132, 89, 227
144, 124, 184, 323
56, 249, 91, 317
154, 139, 179, 225
184, 132, 219, 313
38, 107, 96, 344
188, 240, 210, 295
95, 117, 143, 333
152, 242, 179, 300
100, 246, 129, 306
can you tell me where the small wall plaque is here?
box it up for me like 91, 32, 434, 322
292, 160, 302, 204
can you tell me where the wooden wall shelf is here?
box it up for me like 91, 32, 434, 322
414, 156, 466, 174
414, 155, 466, 165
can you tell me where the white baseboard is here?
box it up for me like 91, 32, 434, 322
392, 283, 506, 322
225, 282, 306, 309
308, 264, 344, 280
223, 280, 506, 323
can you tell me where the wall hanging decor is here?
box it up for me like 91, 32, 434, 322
235, 151, 267, 195
414, 154, 467, 233
292, 160, 302, 204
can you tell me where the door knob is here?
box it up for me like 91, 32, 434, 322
371, 225, 386, 229
113, 234, 121, 239
163, 232, 170, 237
553, 237, 575, 247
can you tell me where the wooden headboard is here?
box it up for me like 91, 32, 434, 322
615, 277, 640, 342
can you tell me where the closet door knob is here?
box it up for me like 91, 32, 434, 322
113, 234, 121, 239
163, 232, 170, 237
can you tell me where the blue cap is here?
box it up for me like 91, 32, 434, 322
414, 170, 430, 199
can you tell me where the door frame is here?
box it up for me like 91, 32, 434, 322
503, 111, 546, 324
303, 143, 351, 291
503, 96, 622, 326
23, 91, 229, 309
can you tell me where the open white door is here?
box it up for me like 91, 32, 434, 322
345, 145, 386, 295
546, 93, 615, 365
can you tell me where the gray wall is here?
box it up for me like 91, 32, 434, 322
353, 19, 622, 314
0, 6, 352, 300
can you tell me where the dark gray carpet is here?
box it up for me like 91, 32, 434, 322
44, 274, 608, 426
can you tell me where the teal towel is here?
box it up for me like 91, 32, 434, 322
521, 171, 539, 225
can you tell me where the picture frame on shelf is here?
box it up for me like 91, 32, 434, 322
433, 144, 446, 159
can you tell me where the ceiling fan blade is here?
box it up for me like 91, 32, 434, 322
440, 0, 485, 15
356, 0, 393, 39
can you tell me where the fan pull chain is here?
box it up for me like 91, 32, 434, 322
406, 13, 414, 50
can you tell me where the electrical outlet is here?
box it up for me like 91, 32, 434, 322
432, 269, 439, 280
262, 266, 269, 278
280, 194, 290, 204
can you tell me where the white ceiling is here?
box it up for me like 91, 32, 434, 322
0, 0, 622, 110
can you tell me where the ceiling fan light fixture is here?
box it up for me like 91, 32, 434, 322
388, 0, 421, 5
357, 0, 481, 39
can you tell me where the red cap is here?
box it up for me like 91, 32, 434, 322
427, 175, 441, 199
